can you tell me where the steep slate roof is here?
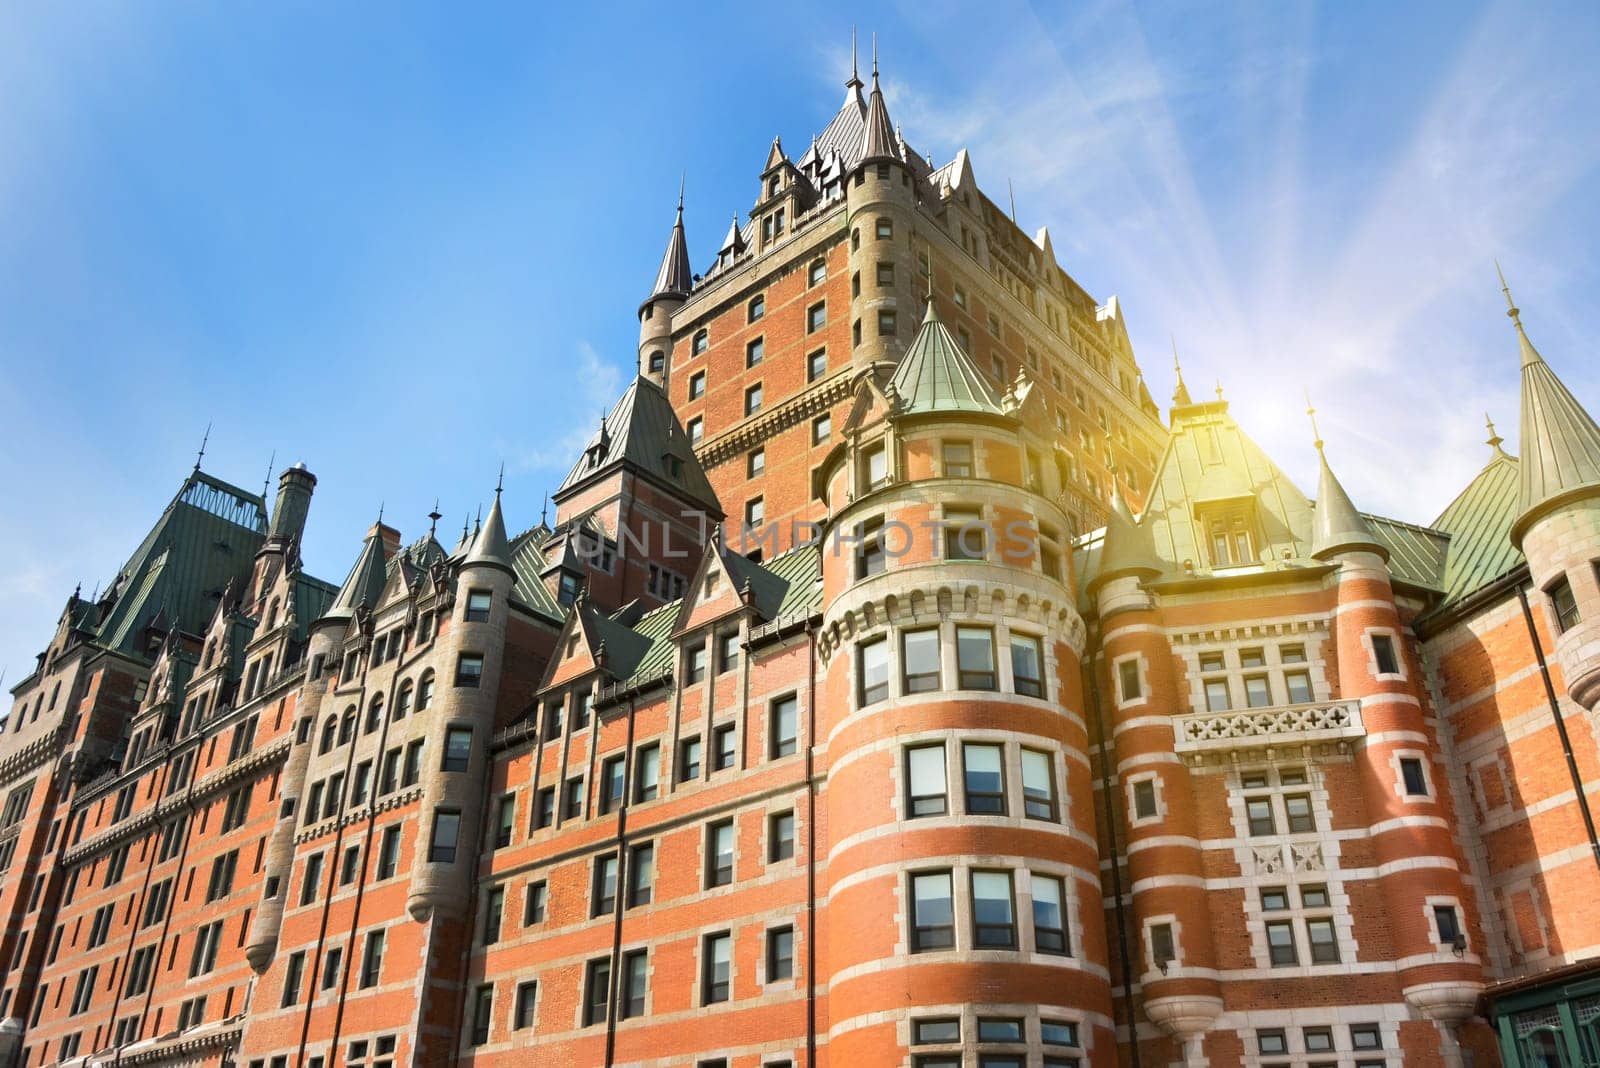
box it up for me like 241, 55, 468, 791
1089, 486, 1160, 593
888, 302, 1007, 417
508, 530, 564, 623
88, 470, 270, 658
1509, 301, 1600, 545
320, 526, 391, 627
814, 82, 867, 168
464, 490, 515, 575
1431, 449, 1525, 607
648, 201, 693, 302
1363, 514, 1446, 593
556, 376, 721, 514
858, 64, 900, 165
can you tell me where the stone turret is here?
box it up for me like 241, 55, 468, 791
638, 189, 693, 388
1500, 270, 1600, 710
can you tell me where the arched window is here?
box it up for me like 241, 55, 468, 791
747, 294, 765, 322
203, 641, 215, 669
265, 598, 280, 630
417, 671, 436, 711
365, 695, 384, 734
339, 707, 357, 745
648, 350, 664, 373
692, 329, 709, 356
319, 716, 338, 754
394, 680, 414, 722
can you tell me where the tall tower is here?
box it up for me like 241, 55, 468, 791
637, 188, 693, 389
815, 298, 1113, 1063
1502, 272, 1600, 712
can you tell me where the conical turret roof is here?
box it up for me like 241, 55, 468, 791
1503, 274, 1600, 546
1090, 484, 1161, 593
647, 199, 693, 304
858, 57, 901, 166
319, 523, 391, 627
888, 301, 1006, 418
464, 486, 515, 575
1311, 446, 1387, 561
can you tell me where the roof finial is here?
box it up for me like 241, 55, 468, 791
1496, 258, 1520, 325
260, 450, 275, 502
541, 492, 549, 526
871, 31, 879, 83
1169, 336, 1193, 407
847, 26, 862, 90
1215, 379, 1225, 402
1007, 179, 1017, 225
376, 501, 384, 525
1485, 412, 1507, 456
1306, 390, 1324, 452
495, 462, 505, 496
677, 172, 685, 213
194, 422, 211, 473
427, 499, 442, 537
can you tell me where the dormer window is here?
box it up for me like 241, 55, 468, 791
663, 453, 685, 481
1205, 512, 1255, 567
768, 176, 779, 198
558, 573, 582, 607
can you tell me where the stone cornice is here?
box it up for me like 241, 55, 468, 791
294, 785, 422, 845
696, 373, 854, 467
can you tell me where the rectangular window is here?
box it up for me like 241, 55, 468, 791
688, 370, 706, 399
687, 645, 708, 684
978, 1017, 1023, 1042
514, 980, 537, 1030
957, 627, 996, 690
907, 744, 947, 818
564, 777, 585, 820
766, 926, 794, 981
914, 1018, 961, 1044
360, 929, 384, 988
902, 629, 941, 693
1400, 757, 1428, 796
746, 337, 764, 367
944, 507, 987, 560
282, 952, 305, 1007
807, 302, 826, 332
859, 637, 889, 705
807, 348, 826, 381
454, 654, 484, 688
706, 820, 734, 887
627, 842, 655, 907
376, 826, 401, 879
1020, 749, 1058, 820
812, 413, 831, 444
428, 810, 461, 864
746, 447, 764, 478
1284, 793, 1316, 833
583, 958, 610, 1026
600, 755, 625, 813
621, 949, 648, 1018
1011, 634, 1045, 697
679, 736, 702, 781
533, 787, 555, 829
1285, 670, 1313, 704
942, 441, 973, 478
1550, 575, 1581, 632
524, 881, 547, 925
911, 871, 954, 951
1267, 920, 1298, 965
714, 723, 737, 770
301, 852, 324, 905
494, 795, 515, 849
1434, 904, 1462, 945
1133, 779, 1157, 819
875, 217, 893, 239
718, 631, 740, 674
971, 871, 1016, 948
464, 590, 492, 622
1032, 873, 1069, 954
592, 854, 618, 916
963, 742, 1005, 814
744, 496, 763, 528
1244, 675, 1272, 708
770, 695, 798, 758
769, 811, 795, 862
876, 262, 894, 286
1246, 796, 1276, 836
745, 383, 763, 415
1307, 917, 1340, 962
1118, 659, 1141, 702
702, 931, 732, 1004
1372, 633, 1400, 674
480, 886, 505, 945
634, 743, 660, 802
862, 443, 888, 491
878, 309, 897, 336
857, 517, 886, 578
1204, 678, 1231, 712
442, 726, 472, 773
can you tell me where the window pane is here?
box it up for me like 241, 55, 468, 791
1285, 671, 1313, 704
1011, 635, 1044, 697
963, 743, 1005, 814
911, 872, 954, 950
956, 627, 996, 690
907, 745, 946, 817
971, 871, 1015, 948
1204, 679, 1231, 711
1032, 874, 1068, 954
859, 639, 889, 705
1021, 749, 1056, 820
1244, 676, 1272, 708
903, 630, 941, 693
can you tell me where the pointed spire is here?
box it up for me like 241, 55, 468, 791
1502, 264, 1600, 546
455, 515, 471, 555
1309, 415, 1386, 562
1089, 481, 1161, 594
846, 26, 863, 93
719, 213, 747, 259
464, 475, 515, 575
320, 523, 391, 627
194, 422, 211, 473
1171, 337, 1192, 407
890, 288, 1007, 418
260, 450, 275, 504
427, 500, 442, 538
1485, 413, 1508, 457
541, 492, 549, 526
646, 186, 693, 303
858, 35, 901, 166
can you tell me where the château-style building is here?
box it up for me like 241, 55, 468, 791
1, 46, 1598, 1068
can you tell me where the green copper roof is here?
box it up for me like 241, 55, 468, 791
888, 302, 1006, 418
1511, 315, 1600, 545
1432, 449, 1525, 607
1311, 448, 1387, 561
508, 529, 564, 623
1363, 513, 1446, 592
1089, 485, 1160, 593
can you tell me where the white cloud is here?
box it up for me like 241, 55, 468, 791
513, 341, 625, 473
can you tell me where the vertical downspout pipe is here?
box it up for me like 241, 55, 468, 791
1085, 657, 1142, 1068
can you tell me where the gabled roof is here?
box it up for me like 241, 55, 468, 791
556, 376, 721, 515
887, 301, 1007, 418
1431, 449, 1524, 607
1507, 296, 1600, 546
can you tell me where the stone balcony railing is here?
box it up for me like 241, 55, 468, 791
1172, 699, 1364, 766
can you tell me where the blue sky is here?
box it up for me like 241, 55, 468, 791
3, 1, 1599, 684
